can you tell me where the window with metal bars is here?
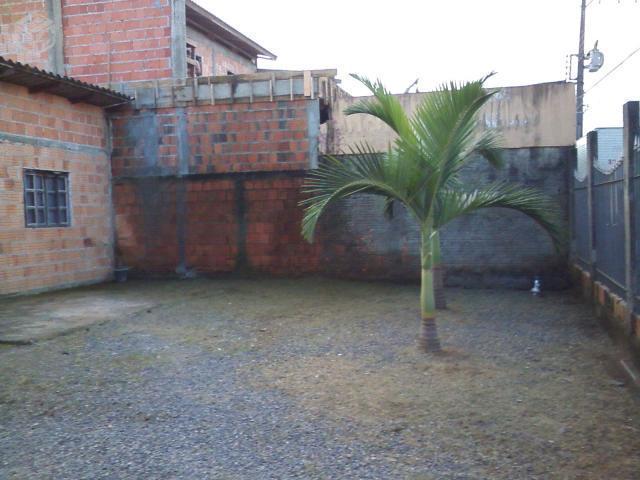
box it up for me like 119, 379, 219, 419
23, 170, 69, 227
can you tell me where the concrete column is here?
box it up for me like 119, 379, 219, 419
170, 0, 187, 80
623, 101, 638, 330
46, 0, 65, 75
175, 107, 189, 273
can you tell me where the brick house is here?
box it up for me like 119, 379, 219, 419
0, 57, 128, 294
0, 0, 336, 295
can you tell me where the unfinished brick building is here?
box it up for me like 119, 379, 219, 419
0, 0, 575, 296
0, 0, 337, 295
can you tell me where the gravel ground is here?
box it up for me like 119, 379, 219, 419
1, 277, 639, 479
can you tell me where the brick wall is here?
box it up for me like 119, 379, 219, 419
110, 99, 314, 177
113, 174, 320, 276
113, 147, 570, 288
0, 82, 112, 296
571, 265, 640, 361
62, 0, 173, 84
0, 0, 56, 70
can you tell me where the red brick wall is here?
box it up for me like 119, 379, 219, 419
0, 82, 112, 295
110, 100, 312, 177
185, 179, 238, 272
0, 82, 106, 148
0, 1, 56, 70
114, 173, 414, 279
113, 175, 322, 276
113, 179, 179, 273
243, 177, 320, 274
62, 0, 173, 84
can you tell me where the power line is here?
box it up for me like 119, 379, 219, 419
584, 45, 640, 93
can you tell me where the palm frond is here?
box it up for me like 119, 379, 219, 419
434, 183, 565, 250
467, 129, 504, 169
383, 197, 395, 220
300, 147, 417, 241
344, 74, 413, 140
409, 79, 500, 192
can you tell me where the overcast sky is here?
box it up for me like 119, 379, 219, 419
198, 0, 639, 133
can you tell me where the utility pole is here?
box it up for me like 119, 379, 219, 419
576, 0, 587, 139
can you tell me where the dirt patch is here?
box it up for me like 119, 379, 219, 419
0, 288, 153, 344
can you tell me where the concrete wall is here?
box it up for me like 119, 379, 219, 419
310, 81, 576, 288
321, 147, 572, 288
186, 26, 256, 77
0, 0, 63, 73
110, 76, 573, 288
321, 81, 576, 153
0, 82, 113, 295
61, 0, 173, 84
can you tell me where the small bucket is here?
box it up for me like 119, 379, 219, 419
114, 266, 130, 283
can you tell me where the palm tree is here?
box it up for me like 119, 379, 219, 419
299, 74, 563, 353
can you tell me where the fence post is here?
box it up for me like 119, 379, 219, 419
623, 101, 638, 332
587, 130, 597, 279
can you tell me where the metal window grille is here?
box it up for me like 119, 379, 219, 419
23, 170, 69, 227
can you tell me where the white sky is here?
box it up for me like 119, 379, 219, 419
198, 0, 640, 133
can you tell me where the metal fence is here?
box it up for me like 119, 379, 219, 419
570, 102, 639, 314
572, 138, 590, 267
633, 121, 640, 302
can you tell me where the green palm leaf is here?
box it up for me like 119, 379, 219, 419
433, 183, 565, 251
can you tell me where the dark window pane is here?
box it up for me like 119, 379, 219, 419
58, 193, 67, 208
36, 192, 45, 207
36, 209, 45, 224
26, 209, 36, 225
45, 176, 56, 191
58, 177, 66, 191
47, 192, 58, 208
35, 175, 43, 189
48, 209, 59, 225
59, 209, 67, 224
26, 192, 35, 207
25, 175, 34, 189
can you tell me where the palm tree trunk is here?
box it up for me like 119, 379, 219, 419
432, 231, 447, 310
419, 230, 442, 352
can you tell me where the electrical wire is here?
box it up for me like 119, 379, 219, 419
584, 45, 640, 93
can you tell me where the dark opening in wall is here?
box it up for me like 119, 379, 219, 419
186, 41, 202, 77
